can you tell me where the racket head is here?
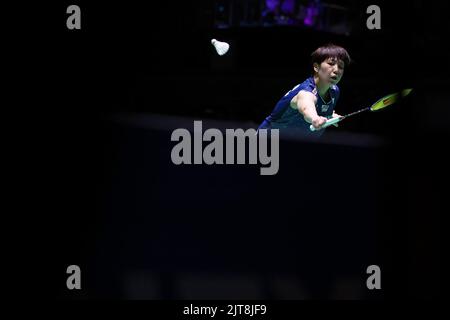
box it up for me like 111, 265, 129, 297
370, 88, 413, 111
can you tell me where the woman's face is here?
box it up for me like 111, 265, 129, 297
315, 57, 345, 85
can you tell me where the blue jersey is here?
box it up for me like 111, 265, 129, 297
259, 77, 340, 137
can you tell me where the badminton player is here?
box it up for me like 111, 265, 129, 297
258, 44, 351, 137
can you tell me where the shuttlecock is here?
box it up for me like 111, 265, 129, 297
211, 39, 229, 56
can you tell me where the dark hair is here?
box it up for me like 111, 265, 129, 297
311, 44, 351, 68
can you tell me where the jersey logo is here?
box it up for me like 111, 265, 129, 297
321, 104, 329, 112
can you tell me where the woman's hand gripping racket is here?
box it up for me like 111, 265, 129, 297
310, 88, 413, 131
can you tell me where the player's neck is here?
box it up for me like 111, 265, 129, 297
313, 75, 331, 97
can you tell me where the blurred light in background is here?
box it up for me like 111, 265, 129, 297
214, 0, 353, 35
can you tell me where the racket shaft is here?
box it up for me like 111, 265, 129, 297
345, 107, 371, 118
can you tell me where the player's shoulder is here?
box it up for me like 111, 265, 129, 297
297, 89, 317, 103
301, 76, 316, 91
296, 77, 316, 95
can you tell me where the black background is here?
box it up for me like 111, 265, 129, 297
11, 0, 444, 301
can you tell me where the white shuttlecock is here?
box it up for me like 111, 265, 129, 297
211, 39, 229, 56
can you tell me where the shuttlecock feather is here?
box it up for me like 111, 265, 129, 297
211, 39, 229, 56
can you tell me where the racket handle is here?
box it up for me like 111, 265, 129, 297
309, 116, 342, 131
